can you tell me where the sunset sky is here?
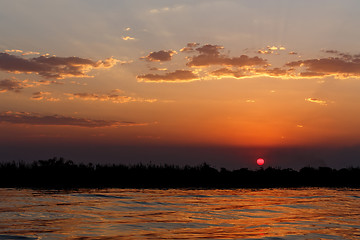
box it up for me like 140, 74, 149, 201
1, 0, 360, 169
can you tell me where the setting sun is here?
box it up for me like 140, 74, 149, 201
257, 158, 265, 166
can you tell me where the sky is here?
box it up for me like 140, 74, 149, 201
1, 0, 360, 169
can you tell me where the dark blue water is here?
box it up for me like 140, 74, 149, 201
0, 188, 359, 239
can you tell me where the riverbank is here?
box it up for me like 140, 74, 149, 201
1, 158, 359, 189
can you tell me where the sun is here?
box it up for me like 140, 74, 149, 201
256, 158, 265, 166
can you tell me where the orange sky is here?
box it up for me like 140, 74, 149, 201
1, 1, 360, 168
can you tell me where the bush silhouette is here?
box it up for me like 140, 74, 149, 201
0, 157, 359, 189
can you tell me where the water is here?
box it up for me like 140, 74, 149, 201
0, 188, 359, 239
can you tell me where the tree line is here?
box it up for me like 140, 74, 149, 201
0, 157, 359, 189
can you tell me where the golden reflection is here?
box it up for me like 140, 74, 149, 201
0, 188, 359, 239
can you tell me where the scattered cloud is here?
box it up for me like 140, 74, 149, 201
0, 111, 148, 128
305, 98, 327, 105
5, 49, 23, 53
257, 49, 273, 55
257, 46, 286, 55
187, 44, 267, 67
267, 46, 286, 51
0, 78, 64, 93
0, 79, 27, 93
180, 42, 200, 52
0, 52, 120, 79
142, 50, 177, 62
22, 51, 40, 56
31, 92, 60, 102
137, 70, 199, 82
138, 44, 360, 82
149, 6, 183, 14
122, 36, 135, 41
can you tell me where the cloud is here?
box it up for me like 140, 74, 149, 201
0, 78, 63, 93
305, 98, 327, 105
257, 46, 287, 55
0, 52, 120, 79
142, 50, 177, 62
22, 51, 40, 56
0, 79, 27, 93
122, 36, 135, 41
322, 49, 353, 60
149, 6, 183, 14
149, 67, 167, 71
180, 43, 200, 52
4, 49, 40, 56
286, 56, 360, 78
31, 92, 60, 102
187, 44, 267, 67
66, 90, 157, 103
210, 67, 289, 79
257, 50, 273, 55
256, 67, 289, 77
211, 68, 246, 79
267, 46, 286, 51
137, 70, 199, 82
0, 111, 147, 128
5, 49, 23, 53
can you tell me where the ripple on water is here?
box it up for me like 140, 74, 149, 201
0, 188, 359, 239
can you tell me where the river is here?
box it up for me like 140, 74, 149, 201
0, 188, 359, 239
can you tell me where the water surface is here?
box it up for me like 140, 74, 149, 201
0, 188, 359, 239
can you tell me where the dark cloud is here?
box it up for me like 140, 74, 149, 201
195, 44, 224, 55
187, 44, 267, 67
286, 56, 360, 78
0, 52, 119, 79
0, 79, 25, 92
323, 50, 339, 54
0, 111, 145, 128
211, 68, 245, 78
142, 50, 177, 62
137, 70, 199, 82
